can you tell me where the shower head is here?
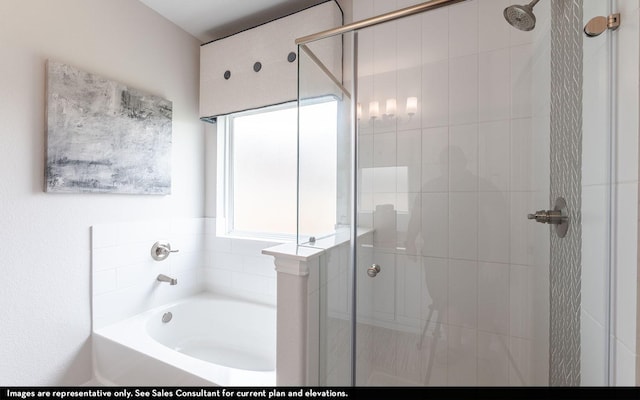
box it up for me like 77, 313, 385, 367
504, 0, 540, 31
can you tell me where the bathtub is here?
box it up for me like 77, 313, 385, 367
92, 293, 276, 386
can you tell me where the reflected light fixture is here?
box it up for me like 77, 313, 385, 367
369, 101, 379, 119
385, 98, 396, 117
406, 97, 418, 116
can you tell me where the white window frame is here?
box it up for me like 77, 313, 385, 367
216, 98, 339, 242
216, 101, 299, 242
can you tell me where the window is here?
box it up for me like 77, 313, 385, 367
217, 98, 338, 240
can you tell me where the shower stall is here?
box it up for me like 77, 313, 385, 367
295, 0, 618, 386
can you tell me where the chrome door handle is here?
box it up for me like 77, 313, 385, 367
367, 264, 381, 278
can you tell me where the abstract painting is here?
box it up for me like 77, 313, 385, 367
45, 60, 172, 194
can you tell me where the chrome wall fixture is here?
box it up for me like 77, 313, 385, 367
162, 312, 173, 323
156, 274, 178, 285
528, 197, 569, 238
584, 13, 620, 37
367, 264, 381, 278
151, 241, 179, 261
504, 0, 540, 31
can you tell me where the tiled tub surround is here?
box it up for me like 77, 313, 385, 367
91, 217, 280, 385
203, 219, 279, 306
92, 218, 207, 330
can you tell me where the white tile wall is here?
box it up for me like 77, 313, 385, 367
449, 124, 479, 191
478, 262, 509, 335
421, 127, 449, 192
448, 193, 478, 260
91, 218, 206, 329
448, 0, 478, 58
422, 60, 449, 128
508, 336, 534, 385
92, 217, 280, 330
478, 121, 510, 192
477, 331, 510, 386
448, 259, 478, 329
203, 218, 279, 306
449, 56, 479, 126
478, 0, 511, 52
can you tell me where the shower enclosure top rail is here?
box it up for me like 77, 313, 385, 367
295, 0, 467, 45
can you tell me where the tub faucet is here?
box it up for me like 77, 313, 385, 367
157, 274, 177, 285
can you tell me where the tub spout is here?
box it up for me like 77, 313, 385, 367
157, 274, 177, 285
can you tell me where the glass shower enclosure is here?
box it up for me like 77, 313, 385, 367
297, 0, 613, 386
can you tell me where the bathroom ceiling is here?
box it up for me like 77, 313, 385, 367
139, 0, 331, 43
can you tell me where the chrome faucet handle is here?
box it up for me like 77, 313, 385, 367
151, 241, 179, 261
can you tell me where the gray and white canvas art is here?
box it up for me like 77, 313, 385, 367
45, 60, 172, 194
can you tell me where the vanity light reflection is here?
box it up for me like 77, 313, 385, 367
357, 97, 418, 120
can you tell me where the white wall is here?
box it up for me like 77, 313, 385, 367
0, 0, 204, 385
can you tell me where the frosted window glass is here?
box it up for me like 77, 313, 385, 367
230, 100, 337, 237
298, 100, 338, 237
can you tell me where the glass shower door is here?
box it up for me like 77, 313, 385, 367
297, 0, 613, 387
353, 1, 552, 382
353, 0, 612, 386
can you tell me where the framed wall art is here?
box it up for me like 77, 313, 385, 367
45, 60, 172, 195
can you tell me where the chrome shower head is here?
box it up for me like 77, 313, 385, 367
504, 0, 540, 31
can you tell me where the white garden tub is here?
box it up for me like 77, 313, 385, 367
93, 293, 276, 386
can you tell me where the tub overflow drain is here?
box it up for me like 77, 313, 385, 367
162, 312, 173, 323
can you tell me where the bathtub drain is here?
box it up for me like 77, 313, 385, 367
162, 312, 172, 323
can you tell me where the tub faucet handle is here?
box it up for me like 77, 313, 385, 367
151, 241, 179, 261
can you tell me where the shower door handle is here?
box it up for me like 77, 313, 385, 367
367, 264, 381, 278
